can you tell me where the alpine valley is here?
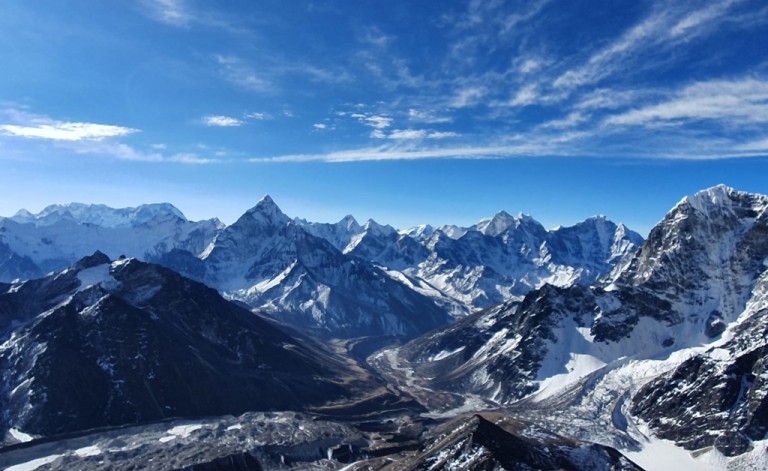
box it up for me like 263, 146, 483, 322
1, 185, 766, 470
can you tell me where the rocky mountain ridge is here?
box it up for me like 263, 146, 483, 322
376, 184, 768, 461
0, 252, 383, 439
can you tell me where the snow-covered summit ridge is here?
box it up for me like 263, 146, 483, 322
11, 202, 189, 228
473, 210, 544, 237
613, 184, 768, 287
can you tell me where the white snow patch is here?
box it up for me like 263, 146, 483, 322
166, 423, 204, 438
74, 445, 101, 457
9, 428, 34, 443
226, 424, 243, 431
5, 454, 63, 471
624, 423, 722, 471
429, 346, 465, 362
536, 353, 607, 400
110, 258, 132, 268
252, 261, 297, 293
77, 264, 119, 291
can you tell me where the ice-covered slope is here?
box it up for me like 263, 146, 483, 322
0, 203, 222, 280
381, 185, 768, 459
0, 252, 370, 438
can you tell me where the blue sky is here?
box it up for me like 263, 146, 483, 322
1, 0, 768, 234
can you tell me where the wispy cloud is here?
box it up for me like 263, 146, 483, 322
350, 113, 393, 129
376, 129, 460, 140
408, 109, 453, 124
140, 0, 192, 26
215, 54, 351, 95
553, 1, 747, 91
72, 140, 218, 164
450, 87, 488, 108
244, 112, 270, 120
605, 78, 768, 127
734, 137, 768, 152
574, 88, 650, 111
541, 112, 589, 129
0, 108, 219, 164
202, 115, 244, 127
249, 143, 552, 163
0, 121, 137, 141
216, 55, 272, 93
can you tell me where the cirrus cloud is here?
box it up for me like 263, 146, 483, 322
0, 121, 137, 141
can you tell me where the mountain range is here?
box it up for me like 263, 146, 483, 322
2, 184, 768, 470
0, 196, 640, 339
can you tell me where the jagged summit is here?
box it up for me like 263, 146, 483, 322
401, 223, 435, 239
247, 194, 282, 214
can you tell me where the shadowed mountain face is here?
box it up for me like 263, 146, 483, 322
0, 252, 369, 437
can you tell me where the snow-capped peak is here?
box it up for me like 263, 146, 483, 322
362, 219, 398, 237
10, 203, 187, 228
242, 195, 290, 226
475, 210, 516, 236
401, 224, 435, 239
338, 214, 361, 232
675, 184, 768, 219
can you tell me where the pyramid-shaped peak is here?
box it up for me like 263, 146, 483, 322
338, 214, 361, 230
256, 194, 278, 207
248, 195, 283, 213
241, 195, 290, 226
12, 208, 34, 219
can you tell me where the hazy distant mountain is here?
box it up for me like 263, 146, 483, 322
0, 203, 222, 279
